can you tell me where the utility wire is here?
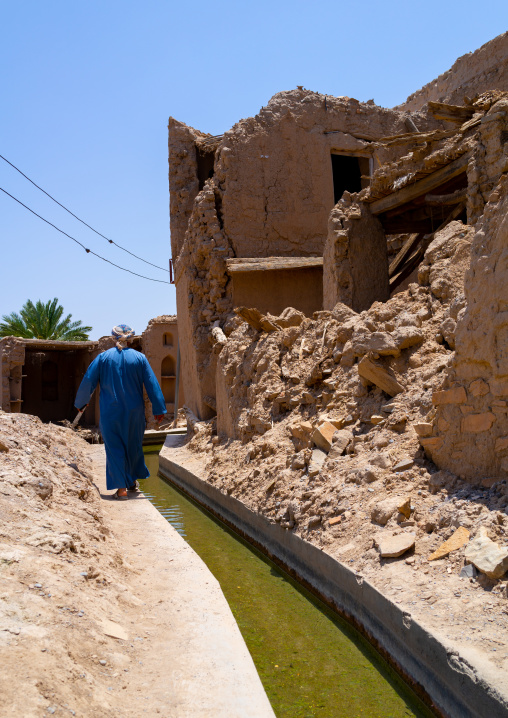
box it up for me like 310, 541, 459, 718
0, 187, 172, 285
0, 153, 168, 272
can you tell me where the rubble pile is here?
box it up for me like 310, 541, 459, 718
184, 212, 508, 661
0, 412, 139, 716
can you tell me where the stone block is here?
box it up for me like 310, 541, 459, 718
432, 386, 467, 405
357, 356, 404, 397
469, 378, 490, 397
312, 422, 337, 452
290, 421, 313, 442
414, 422, 433, 437
495, 436, 508, 453
428, 527, 470, 561
464, 527, 508, 578
420, 437, 443, 455
311, 448, 327, 466
461, 412, 496, 433
397, 498, 412, 519
370, 415, 384, 425
374, 532, 416, 558
329, 429, 353, 456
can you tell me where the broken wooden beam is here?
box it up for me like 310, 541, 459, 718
388, 233, 422, 278
427, 101, 475, 123
369, 152, 470, 216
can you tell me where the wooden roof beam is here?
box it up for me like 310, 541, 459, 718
369, 152, 470, 216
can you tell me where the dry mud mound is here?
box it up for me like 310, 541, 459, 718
0, 413, 142, 716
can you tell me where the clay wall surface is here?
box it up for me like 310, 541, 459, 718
141, 315, 184, 427
230, 266, 323, 318
324, 196, 389, 312
398, 32, 508, 112
424, 175, 508, 479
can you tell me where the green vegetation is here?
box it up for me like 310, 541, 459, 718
0, 298, 92, 341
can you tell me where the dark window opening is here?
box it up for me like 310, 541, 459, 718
196, 148, 215, 190
331, 154, 369, 204
41, 360, 58, 401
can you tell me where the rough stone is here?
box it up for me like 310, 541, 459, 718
393, 457, 414, 472
329, 429, 354, 457
464, 526, 508, 578
371, 496, 407, 526
374, 532, 416, 558
461, 412, 496, 433
414, 423, 433, 437
312, 422, 338, 453
432, 387, 467, 405
357, 356, 404, 397
428, 527, 470, 561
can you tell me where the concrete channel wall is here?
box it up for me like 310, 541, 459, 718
159, 441, 508, 718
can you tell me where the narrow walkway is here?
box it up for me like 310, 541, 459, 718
89, 445, 275, 718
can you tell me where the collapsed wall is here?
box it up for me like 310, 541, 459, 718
398, 31, 508, 112
169, 90, 440, 419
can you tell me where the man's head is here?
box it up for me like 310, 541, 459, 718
112, 324, 135, 350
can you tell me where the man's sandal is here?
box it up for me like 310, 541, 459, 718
127, 481, 140, 492
114, 490, 128, 500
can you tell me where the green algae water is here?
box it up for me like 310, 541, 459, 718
142, 447, 434, 718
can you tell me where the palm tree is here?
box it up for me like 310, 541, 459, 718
0, 298, 92, 341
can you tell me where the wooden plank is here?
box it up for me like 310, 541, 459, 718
425, 189, 467, 206
369, 152, 470, 216
226, 256, 323, 274
427, 101, 475, 123
388, 233, 422, 277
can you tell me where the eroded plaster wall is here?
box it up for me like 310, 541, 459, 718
423, 176, 508, 479
142, 315, 184, 427
323, 195, 389, 312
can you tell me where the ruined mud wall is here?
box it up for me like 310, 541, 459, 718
424, 176, 508, 479
215, 90, 436, 259
323, 195, 389, 312
169, 90, 441, 418
398, 32, 508, 112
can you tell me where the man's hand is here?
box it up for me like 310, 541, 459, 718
154, 414, 165, 424
78, 404, 88, 413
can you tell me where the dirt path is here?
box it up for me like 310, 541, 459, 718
0, 412, 274, 718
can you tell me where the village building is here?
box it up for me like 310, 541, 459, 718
0, 315, 183, 429
168, 32, 508, 482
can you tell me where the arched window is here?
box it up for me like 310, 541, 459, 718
163, 332, 173, 347
41, 360, 58, 401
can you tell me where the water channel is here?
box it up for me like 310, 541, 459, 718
142, 446, 434, 718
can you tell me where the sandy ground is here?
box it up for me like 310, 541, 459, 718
0, 413, 273, 718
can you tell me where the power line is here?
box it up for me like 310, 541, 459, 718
0, 187, 172, 285
0, 153, 168, 272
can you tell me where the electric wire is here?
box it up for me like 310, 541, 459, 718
0, 187, 172, 285
0, 153, 168, 272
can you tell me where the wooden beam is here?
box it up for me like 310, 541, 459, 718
226, 256, 323, 274
388, 234, 422, 278
427, 101, 475, 123
369, 152, 470, 216
425, 189, 467, 206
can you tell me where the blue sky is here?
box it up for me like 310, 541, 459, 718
0, 1, 506, 339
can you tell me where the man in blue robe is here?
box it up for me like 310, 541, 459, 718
75, 324, 166, 499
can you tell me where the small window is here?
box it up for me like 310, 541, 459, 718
331, 154, 370, 204
163, 332, 173, 347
